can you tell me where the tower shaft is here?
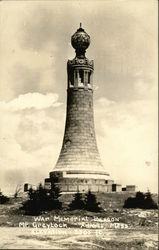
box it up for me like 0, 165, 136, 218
56, 87, 103, 172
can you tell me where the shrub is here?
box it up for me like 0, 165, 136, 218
144, 191, 158, 209
68, 192, 85, 210
68, 190, 101, 212
21, 182, 62, 215
0, 191, 9, 204
84, 190, 101, 212
123, 191, 158, 209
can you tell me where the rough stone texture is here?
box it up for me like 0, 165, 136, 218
54, 88, 107, 173
45, 176, 113, 193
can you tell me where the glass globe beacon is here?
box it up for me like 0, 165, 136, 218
71, 24, 90, 56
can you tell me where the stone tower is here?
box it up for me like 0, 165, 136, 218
46, 24, 114, 192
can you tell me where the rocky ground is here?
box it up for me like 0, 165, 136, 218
0, 195, 158, 249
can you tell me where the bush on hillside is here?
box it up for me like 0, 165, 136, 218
21, 182, 62, 215
123, 191, 158, 209
84, 190, 101, 212
68, 192, 85, 210
0, 190, 9, 204
68, 190, 102, 212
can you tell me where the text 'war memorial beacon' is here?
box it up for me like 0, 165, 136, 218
45, 24, 115, 193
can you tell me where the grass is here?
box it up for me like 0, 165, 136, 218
0, 193, 158, 249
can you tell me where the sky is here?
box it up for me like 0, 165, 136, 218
0, 0, 158, 194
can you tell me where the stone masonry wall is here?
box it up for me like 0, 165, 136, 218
54, 88, 105, 172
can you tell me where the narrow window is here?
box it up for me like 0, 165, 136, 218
70, 71, 74, 86
79, 70, 84, 83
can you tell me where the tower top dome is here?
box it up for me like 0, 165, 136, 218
71, 23, 90, 58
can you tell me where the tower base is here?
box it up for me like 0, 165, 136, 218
45, 170, 115, 193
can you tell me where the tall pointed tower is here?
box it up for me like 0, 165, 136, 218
47, 24, 114, 192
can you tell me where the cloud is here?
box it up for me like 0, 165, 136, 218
94, 96, 157, 192
10, 64, 41, 95
19, 6, 70, 51
15, 108, 64, 152
0, 92, 64, 194
0, 92, 62, 111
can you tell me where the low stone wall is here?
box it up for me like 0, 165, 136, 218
45, 177, 114, 193
57, 183, 113, 193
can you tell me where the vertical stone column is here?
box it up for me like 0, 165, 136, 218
86, 71, 88, 86
73, 71, 76, 86
83, 71, 86, 85
84, 71, 87, 86
77, 70, 79, 86
90, 71, 93, 86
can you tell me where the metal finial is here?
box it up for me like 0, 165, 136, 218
80, 22, 82, 28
